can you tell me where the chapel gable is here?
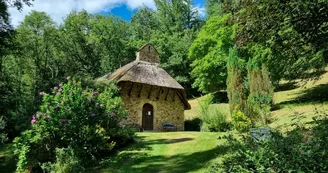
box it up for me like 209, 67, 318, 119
136, 44, 160, 63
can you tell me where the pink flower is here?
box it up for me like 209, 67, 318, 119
39, 92, 45, 96
59, 83, 63, 87
31, 119, 36, 124
66, 76, 71, 80
31, 116, 36, 124
36, 113, 40, 118
54, 86, 58, 90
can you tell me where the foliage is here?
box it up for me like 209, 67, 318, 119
198, 94, 231, 132
42, 147, 85, 173
205, 0, 223, 17
154, 0, 202, 33
235, 0, 328, 82
231, 106, 252, 132
245, 50, 274, 124
57, 11, 135, 77
184, 118, 201, 131
131, 1, 204, 97
0, 116, 7, 144
188, 14, 235, 93
13, 79, 134, 171
211, 113, 328, 173
226, 48, 247, 112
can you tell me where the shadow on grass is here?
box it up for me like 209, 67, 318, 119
93, 146, 228, 173
278, 84, 328, 106
274, 82, 299, 92
90, 135, 228, 173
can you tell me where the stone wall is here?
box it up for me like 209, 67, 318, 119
118, 82, 185, 131
136, 45, 160, 63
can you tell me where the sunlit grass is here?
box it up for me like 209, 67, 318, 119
92, 132, 227, 173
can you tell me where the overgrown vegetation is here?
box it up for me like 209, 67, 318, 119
1, 0, 328, 172
13, 79, 134, 172
209, 112, 328, 173
198, 94, 230, 132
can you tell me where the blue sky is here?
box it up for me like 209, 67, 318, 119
8, 0, 206, 27
109, 0, 206, 21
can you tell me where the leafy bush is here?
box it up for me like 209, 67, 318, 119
184, 118, 201, 131
42, 147, 84, 173
199, 94, 231, 132
13, 78, 134, 172
209, 113, 328, 173
0, 116, 7, 145
231, 107, 252, 132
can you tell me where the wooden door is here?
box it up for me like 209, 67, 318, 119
142, 103, 153, 130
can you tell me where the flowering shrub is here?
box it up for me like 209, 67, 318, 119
231, 107, 252, 132
13, 78, 134, 172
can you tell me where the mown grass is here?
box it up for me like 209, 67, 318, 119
185, 97, 230, 120
91, 132, 227, 173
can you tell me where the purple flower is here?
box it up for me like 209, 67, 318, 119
66, 76, 71, 80
62, 125, 67, 131
60, 119, 67, 123
39, 92, 45, 96
90, 113, 96, 118
31, 116, 36, 125
31, 119, 36, 125
59, 83, 63, 87
54, 105, 60, 111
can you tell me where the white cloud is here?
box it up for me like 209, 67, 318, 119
8, 0, 156, 27
193, 4, 206, 18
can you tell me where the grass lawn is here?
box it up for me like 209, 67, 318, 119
185, 97, 230, 120
91, 132, 227, 173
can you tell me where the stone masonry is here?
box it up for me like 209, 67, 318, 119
119, 82, 185, 131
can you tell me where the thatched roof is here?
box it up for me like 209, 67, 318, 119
105, 61, 183, 89
101, 60, 191, 109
